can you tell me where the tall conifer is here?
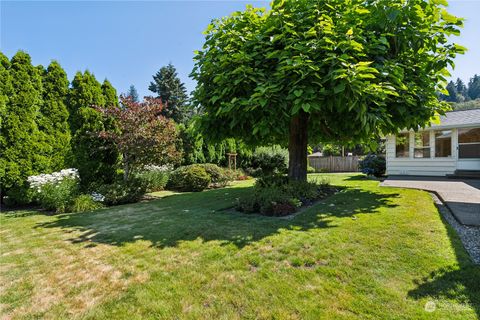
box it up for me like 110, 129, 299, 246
0, 51, 46, 200
149, 63, 189, 123
69, 71, 118, 186
102, 79, 119, 108
39, 61, 71, 170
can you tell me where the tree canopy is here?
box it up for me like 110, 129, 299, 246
126, 84, 140, 102
69, 71, 118, 186
149, 63, 190, 123
96, 96, 181, 180
102, 79, 119, 108
0, 51, 48, 195
191, 0, 464, 180
39, 61, 71, 171
439, 75, 480, 103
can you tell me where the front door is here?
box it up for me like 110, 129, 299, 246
457, 127, 480, 170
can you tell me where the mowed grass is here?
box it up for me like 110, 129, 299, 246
1, 174, 479, 319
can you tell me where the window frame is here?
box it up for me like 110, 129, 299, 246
395, 132, 410, 158
413, 131, 431, 159
434, 129, 452, 158
458, 127, 480, 159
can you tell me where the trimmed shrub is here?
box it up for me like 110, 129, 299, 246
359, 154, 386, 177
99, 177, 148, 205
3, 186, 35, 207
69, 194, 104, 213
197, 163, 231, 188
247, 146, 288, 177
136, 167, 170, 192
167, 165, 211, 192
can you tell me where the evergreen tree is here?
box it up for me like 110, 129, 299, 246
0, 51, 47, 201
468, 74, 480, 100
102, 79, 119, 108
149, 63, 189, 123
39, 61, 71, 171
455, 78, 468, 102
126, 85, 139, 102
68, 71, 106, 131
0, 53, 13, 200
445, 81, 458, 102
69, 71, 118, 186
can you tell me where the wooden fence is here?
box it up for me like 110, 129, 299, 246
308, 156, 360, 172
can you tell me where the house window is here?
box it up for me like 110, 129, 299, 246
458, 127, 480, 158
414, 132, 430, 158
434, 130, 452, 157
395, 133, 409, 158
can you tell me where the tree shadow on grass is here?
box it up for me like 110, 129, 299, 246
35, 185, 399, 249
408, 202, 480, 318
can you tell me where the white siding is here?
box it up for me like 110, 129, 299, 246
385, 131, 457, 176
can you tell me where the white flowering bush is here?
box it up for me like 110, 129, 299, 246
91, 192, 105, 202
143, 164, 173, 172
27, 168, 79, 192
27, 169, 80, 213
136, 164, 173, 192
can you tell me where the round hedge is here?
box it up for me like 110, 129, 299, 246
167, 165, 211, 192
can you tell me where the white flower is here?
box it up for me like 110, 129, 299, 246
91, 192, 105, 202
143, 164, 173, 172
28, 168, 79, 191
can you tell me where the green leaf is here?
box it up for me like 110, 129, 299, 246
346, 28, 353, 36
441, 9, 459, 24
334, 83, 346, 94
430, 114, 441, 125
355, 8, 370, 14
293, 89, 303, 97
453, 43, 467, 54
433, 0, 448, 5
291, 104, 302, 115
306, 27, 317, 37
302, 103, 311, 112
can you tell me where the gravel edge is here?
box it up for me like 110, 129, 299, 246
430, 193, 480, 265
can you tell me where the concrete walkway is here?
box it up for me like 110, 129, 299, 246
381, 176, 480, 226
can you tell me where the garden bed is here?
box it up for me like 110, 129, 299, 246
235, 175, 340, 217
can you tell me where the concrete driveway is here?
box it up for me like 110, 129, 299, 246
381, 176, 480, 226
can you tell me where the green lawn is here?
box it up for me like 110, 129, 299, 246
1, 174, 479, 319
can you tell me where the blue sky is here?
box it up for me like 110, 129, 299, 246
1, 0, 479, 98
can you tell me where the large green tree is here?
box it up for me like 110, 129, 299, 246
126, 84, 140, 102
468, 74, 480, 100
455, 78, 468, 102
191, 0, 465, 180
69, 71, 118, 186
0, 53, 13, 200
102, 79, 119, 108
39, 61, 71, 170
444, 80, 458, 102
0, 51, 48, 199
149, 63, 189, 123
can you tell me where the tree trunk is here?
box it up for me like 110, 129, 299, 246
288, 110, 308, 181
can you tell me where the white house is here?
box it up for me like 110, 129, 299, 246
385, 109, 480, 176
